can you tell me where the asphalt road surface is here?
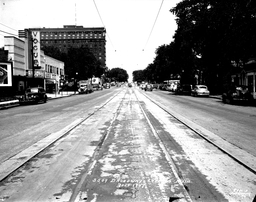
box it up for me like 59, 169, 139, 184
0, 87, 255, 202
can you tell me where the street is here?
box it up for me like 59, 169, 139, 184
0, 87, 255, 202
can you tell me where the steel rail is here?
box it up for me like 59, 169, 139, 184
0, 90, 123, 183
133, 88, 193, 202
139, 89, 256, 175
69, 89, 129, 202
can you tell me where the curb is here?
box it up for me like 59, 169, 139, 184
0, 100, 20, 110
0, 93, 75, 110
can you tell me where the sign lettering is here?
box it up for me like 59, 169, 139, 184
32, 31, 41, 68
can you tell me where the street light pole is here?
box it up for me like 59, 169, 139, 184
74, 72, 78, 94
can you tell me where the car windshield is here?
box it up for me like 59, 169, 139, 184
198, 86, 207, 89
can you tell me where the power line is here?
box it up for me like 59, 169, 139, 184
0, 22, 18, 32
143, 0, 165, 51
92, 0, 116, 51
0, 29, 18, 37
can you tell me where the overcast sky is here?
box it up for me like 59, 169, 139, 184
0, 0, 181, 80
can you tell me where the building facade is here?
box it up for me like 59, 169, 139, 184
3, 36, 64, 93
28, 25, 106, 66
4, 36, 26, 91
231, 59, 256, 99
44, 55, 65, 93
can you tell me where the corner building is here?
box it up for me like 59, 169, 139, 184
29, 25, 106, 66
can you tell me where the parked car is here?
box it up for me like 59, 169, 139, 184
140, 83, 146, 90
191, 85, 210, 97
78, 81, 93, 94
176, 84, 193, 95
18, 87, 47, 104
158, 84, 166, 91
92, 84, 103, 91
152, 84, 159, 89
165, 84, 172, 91
103, 83, 110, 89
145, 84, 153, 91
222, 85, 253, 104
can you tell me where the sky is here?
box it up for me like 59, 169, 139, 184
0, 0, 181, 81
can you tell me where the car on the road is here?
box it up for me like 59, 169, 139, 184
176, 84, 193, 95
222, 85, 254, 104
18, 87, 47, 104
103, 83, 110, 89
145, 84, 153, 91
78, 82, 93, 94
92, 84, 103, 91
140, 83, 146, 90
191, 85, 210, 97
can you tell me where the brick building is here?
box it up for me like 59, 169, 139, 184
28, 25, 106, 66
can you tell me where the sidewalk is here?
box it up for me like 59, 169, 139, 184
47, 91, 75, 99
0, 91, 76, 110
209, 95, 222, 99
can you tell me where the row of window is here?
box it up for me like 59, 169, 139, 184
45, 64, 64, 75
43, 31, 105, 35
40, 32, 105, 39
42, 40, 104, 46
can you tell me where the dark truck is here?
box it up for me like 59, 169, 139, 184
78, 80, 93, 94
222, 85, 254, 104
18, 87, 47, 104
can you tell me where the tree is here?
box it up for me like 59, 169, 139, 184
108, 68, 129, 82
132, 70, 146, 82
171, 0, 256, 91
43, 45, 105, 81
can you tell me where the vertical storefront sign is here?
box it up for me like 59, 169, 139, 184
0, 62, 13, 87
32, 31, 41, 68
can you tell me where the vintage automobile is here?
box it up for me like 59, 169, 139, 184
18, 87, 47, 104
140, 83, 146, 90
92, 84, 103, 91
176, 84, 193, 95
191, 85, 210, 97
145, 84, 153, 91
103, 83, 111, 89
222, 85, 254, 104
78, 83, 93, 94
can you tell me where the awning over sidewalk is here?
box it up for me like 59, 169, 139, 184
46, 79, 56, 84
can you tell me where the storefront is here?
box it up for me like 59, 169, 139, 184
45, 72, 57, 93
26, 69, 45, 88
231, 59, 256, 99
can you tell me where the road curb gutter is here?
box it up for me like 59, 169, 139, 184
0, 118, 84, 182
141, 91, 256, 175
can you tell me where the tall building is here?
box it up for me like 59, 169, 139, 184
28, 25, 106, 66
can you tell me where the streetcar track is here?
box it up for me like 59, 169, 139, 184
139, 89, 256, 175
133, 89, 193, 202
71, 88, 193, 201
0, 90, 123, 183
1, 88, 254, 201
69, 89, 130, 202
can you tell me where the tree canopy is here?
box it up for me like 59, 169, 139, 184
133, 0, 256, 92
43, 46, 104, 81
108, 67, 129, 82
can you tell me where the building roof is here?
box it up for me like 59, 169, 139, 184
29, 25, 106, 32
